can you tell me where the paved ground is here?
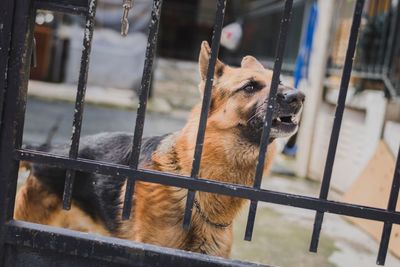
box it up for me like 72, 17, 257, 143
27, 59, 201, 114
21, 98, 400, 267
23, 97, 186, 146
231, 173, 400, 267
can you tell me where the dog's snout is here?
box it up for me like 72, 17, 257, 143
277, 89, 305, 104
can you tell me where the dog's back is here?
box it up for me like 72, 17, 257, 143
15, 132, 168, 234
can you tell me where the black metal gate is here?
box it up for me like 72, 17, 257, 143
328, 0, 400, 98
0, 0, 399, 266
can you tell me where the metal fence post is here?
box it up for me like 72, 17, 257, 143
0, 0, 34, 263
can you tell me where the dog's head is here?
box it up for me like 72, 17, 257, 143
198, 41, 304, 145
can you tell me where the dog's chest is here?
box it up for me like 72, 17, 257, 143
184, 223, 233, 257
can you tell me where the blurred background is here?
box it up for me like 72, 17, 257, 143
21, 0, 400, 266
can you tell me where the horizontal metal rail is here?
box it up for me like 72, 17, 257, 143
4, 220, 263, 267
327, 68, 384, 80
327, 68, 398, 98
34, 0, 88, 15
15, 148, 400, 225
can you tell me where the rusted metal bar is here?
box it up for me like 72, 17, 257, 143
0, 0, 35, 263
62, 0, 98, 210
4, 220, 263, 267
122, 0, 163, 220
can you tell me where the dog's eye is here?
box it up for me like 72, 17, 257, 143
242, 82, 259, 93
233, 81, 263, 95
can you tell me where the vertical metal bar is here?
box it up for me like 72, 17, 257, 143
371, 0, 383, 72
382, 2, 400, 98
375, 7, 390, 73
244, 0, 293, 241
376, 146, 400, 265
309, 0, 365, 252
382, 0, 399, 74
181, 0, 226, 230
0, 0, 34, 263
0, 0, 15, 129
364, 0, 378, 73
122, 0, 163, 220
62, 0, 97, 209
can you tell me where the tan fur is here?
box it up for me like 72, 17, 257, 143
15, 41, 289, 257
14, 175, 109, 235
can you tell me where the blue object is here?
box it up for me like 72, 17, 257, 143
282, 144, 298, 157
293, 2, 318, 88
284, 2, 318, 156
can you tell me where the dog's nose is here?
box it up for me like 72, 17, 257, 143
277, 89, 305, 104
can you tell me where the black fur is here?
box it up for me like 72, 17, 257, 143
31, 132, 167, 233
238, 104, 264, 145
138, 134, 166, 164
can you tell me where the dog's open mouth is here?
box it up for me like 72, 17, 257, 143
272, 115, 297, 127
271, 114, 298, 135
239, 113, 299, 145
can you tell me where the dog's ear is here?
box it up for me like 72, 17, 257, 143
199, 41, 225, 81
241, 56, 264, 71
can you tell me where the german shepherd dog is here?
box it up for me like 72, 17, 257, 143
15, 41, 304, 257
